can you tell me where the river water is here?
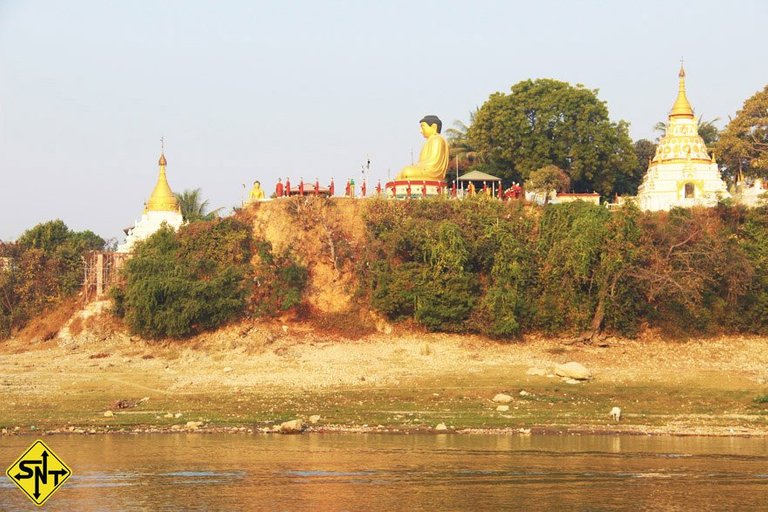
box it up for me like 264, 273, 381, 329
1, 433, 766, 511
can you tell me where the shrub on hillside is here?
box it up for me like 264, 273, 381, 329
0, 220, 105, 339
113, 218, 308, 338
113, 219, 254, 338
361, 199, 767, 338
632, 207, 753, 334
250, 239, 308, 316
364, 200, 530, 334
733, 206, 768, 332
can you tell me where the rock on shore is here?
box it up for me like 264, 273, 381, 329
554, 362, 591, 380
277, 419, 304, 434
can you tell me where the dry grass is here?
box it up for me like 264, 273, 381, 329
308, 309, 377, 340
16, 296, 81, 343
68, 315, 85, 336
0, 329, 766, 435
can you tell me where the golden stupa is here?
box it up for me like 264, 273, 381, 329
650, 64, 711, 165
145, 153, 180, 213
635, 64, 729, 211
668, 66, 694, 118
117, 147, 184, 252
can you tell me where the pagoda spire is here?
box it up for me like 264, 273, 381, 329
145, 140, 179, 213
669, 62, 694, 119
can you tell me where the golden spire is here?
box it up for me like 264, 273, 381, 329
669, 62, 694, 118
158, 136, 167, 166
145, 145, 180, 213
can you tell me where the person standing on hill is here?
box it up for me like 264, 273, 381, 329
275, 178, 284, 198
329, 178, 335, 196
285, 177, 291, 197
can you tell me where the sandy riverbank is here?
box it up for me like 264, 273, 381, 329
1, 322, 766, 437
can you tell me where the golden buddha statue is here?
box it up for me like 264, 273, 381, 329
249, 180, 265, 202
396, 115, 449, 181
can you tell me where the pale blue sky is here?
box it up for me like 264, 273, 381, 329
1, 0, 766, 241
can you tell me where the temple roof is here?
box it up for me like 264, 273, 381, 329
651, 65, 711, 165
669, 65, 694, 118
145, 153, 180, 213
457, 170, 502, 181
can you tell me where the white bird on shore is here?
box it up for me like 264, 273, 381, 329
610, 406, 622, 422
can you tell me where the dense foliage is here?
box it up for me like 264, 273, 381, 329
113, 218, 306, 338
716, 84, 768, 181
468, 79, 638, 197
362, 199, 768, 339
0, 220, 105, 338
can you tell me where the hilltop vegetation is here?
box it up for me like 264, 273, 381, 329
112, 198, 768, 340
0, 220, 104, 338
111, 217, 306, 339
3, 199, 768, 342
361, 198, 767, 339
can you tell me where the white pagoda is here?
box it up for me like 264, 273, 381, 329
117, 151, 184, 253
635, 66, 729, 211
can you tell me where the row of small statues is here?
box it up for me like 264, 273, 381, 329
249, 177, 382, 201
248, 178, 525, 202
247, 114, 451, 202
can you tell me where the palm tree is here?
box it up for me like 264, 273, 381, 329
446, 113, 485, 175
175, 189, 222, 223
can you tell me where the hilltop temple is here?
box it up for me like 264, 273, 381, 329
634, 66, 729, 211
117, 151, 183, 253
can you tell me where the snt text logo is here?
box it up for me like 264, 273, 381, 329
6, 439, 72, 506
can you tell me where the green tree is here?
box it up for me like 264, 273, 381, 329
526, 165, 569, 206
736, 206, 768, 331
716, 85, 768, 180
589, 204, 644, 338
114, 219, 253, 338
0, 221, 105, 338
534, 202, 611, 333
697, 118, 720, 147
468, 79, 637, 195
476, 221, 536, 337
616, 139, 656, 196
446, 114, 485, 176
175, 188, 222, 223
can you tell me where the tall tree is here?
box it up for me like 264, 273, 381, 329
616, 139, 656, 196
697, 118, 720, 147
175, 189, 222, 223
716, 85, 768, 180
468, 79, 637, 196
0, 221, 105, 338
446, 115, 484, 176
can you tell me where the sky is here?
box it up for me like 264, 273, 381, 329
1, 0, 766, 242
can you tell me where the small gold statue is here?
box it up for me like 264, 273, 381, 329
396, 115, 449, 181
249, 180, 265, 202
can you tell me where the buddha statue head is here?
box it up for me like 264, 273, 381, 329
419, 115, 442, 138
